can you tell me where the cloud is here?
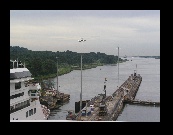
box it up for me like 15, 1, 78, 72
10, 10, 160, 56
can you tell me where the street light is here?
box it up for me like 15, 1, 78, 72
78, 38, 86, 119
116, 47, 120, 87
117, 47, 119, 86
56, 57, 59, 96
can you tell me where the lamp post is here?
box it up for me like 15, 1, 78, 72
116, 47, 120, 87
117, 47, 119, 86
78, 38, 86, 120
56, 57, 59, 96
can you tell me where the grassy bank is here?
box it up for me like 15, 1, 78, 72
33, 62, 114, 81
34, 66, 72, 81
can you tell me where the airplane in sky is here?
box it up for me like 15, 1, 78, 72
78, 38, 86, 42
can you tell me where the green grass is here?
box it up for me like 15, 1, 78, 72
33, 62, 120, 81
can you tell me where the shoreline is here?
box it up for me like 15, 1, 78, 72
33, 61, 128, 81
33, 63, 104, 81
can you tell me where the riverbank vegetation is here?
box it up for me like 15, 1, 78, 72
10, 46, 128, 81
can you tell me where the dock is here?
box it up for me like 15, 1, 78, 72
75, 72, 142, 121
40, 92, 70, 110
39, 79, 71, 110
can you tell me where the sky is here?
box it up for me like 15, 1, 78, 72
10, 10, 160, 56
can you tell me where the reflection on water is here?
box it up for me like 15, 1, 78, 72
117, 104, 160, 122
48, 57, 160, 122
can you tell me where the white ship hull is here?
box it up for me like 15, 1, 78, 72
10, 100, 46, 120
10, 60, 50, 121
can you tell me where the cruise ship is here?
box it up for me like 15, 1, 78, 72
10, 60, 50, 120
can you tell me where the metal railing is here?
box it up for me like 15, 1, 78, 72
10, 102, 30, 114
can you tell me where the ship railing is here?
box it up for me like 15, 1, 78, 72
10, 102, 30, 114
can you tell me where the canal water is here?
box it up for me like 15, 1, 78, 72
48, 57, 160, 122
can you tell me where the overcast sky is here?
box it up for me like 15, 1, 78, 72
10, 10, 160, 56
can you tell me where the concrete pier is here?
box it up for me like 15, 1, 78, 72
75, 73, 142, 121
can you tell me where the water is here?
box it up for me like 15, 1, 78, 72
48, 57, 160, 122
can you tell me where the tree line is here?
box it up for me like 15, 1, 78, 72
10, 46, 126, 79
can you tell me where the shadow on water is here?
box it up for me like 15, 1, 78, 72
51, 100, 70, 110
48, 101, 70, 119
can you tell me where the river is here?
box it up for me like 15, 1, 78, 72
48, 57, 160, 122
